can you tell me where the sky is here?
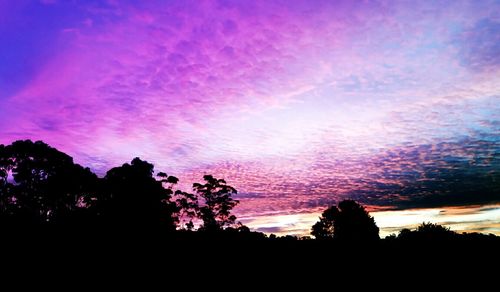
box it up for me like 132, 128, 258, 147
0, 0, 499, 236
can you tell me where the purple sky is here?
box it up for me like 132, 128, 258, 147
1, 0, 499, 236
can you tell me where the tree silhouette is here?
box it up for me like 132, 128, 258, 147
0, 140, 99, 226
97, 157, 178, 230
311, 200, 379, 241
311, 205, 337, 239
192, 175, 239, 231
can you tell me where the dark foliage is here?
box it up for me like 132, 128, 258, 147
193, 174, 239, 231
0, 140, 245, 234
397, 222, 455, 241
0, 140, 99, 227
312, 200, 380, 241
95, 157, 179, 230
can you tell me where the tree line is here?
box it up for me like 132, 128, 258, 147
0, 140, 243, 233
0, 140, 498, 243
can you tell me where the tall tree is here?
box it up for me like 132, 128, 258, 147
311, 200, 379, 241
0, 140, 99, 226
192, 175, 239, 231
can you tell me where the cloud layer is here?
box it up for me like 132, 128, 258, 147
1, 0, 499, 233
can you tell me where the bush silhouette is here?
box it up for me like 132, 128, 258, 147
397, 222, 455, 241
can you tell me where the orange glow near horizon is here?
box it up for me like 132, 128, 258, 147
241, 204, 500, 238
